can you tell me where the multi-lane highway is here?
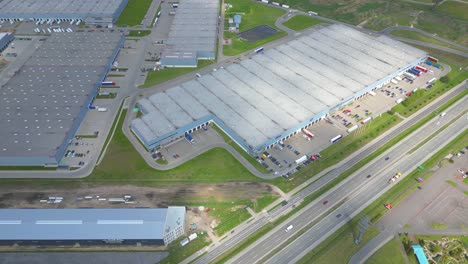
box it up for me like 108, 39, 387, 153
264, 109, 467, 264
192, 82, 467, 264
230, 97, 467, 264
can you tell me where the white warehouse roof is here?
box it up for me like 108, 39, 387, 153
134, 24, 427, 149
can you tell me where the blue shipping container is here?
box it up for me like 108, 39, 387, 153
185, 132, 194, 143
425, 61, 433, 66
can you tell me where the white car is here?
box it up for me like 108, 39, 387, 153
285, 224, 293, 232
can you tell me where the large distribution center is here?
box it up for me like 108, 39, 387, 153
0, 207, 186, 246
132, 25, 428, 156
0, 32, 124, 166
161, 0, 219, 67
0, 0, 128, 25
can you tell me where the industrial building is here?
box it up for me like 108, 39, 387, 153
132, 24, 428, 156
0, 32, 124, 166
0, 32, 13, 52
0, 207, 186, 246
0, 0, 128, 25
160, 0, 219, 67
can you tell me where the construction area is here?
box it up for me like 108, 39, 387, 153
132, 24, 428, 156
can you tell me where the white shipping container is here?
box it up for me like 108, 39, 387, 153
347, 125, 358, 133
97, 108, 107, 112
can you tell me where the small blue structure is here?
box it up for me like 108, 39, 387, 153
233, 14, 242, 28
412, 245, 429, 264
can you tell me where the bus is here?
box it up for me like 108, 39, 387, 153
330, 135, 343, 143
254, 47, 264, 53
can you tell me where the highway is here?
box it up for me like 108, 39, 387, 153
192, 81, 467, 264
265, 111, 467, 264
229, 97, 467, 264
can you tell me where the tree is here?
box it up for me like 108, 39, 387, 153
440, 75, 450, 83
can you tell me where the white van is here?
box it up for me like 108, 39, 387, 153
285, 224, 293, 232
196, 73, 201, 78
439, 112, 446, 118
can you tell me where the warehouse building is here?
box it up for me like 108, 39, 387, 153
0, 32, 124, 166
132, 24, 428, 156
0, 0, 128, 25
0, 207, 186, 246
161, 0, 219, 67
0, 32, 14, 52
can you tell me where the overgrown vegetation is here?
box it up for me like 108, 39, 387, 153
116, 0, 153, 27
282, 15, 325, 30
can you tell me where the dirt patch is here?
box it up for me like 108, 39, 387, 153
223, 38, 232, 45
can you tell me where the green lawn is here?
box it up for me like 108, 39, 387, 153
253, 193, 280, 213
445, 180, 457, 187
210, 200, 252, 236
116, 0, 153, 26
390, 30, 466, 52
437, 1, 468, 20
127, 30, 151, 37
282, 15, 325, 30
431, 223, 448, 229
160, 232, 211, 264
223, 0, 286, 56
365, 238, 406, 264
211, 124, 270, 174
297, 223, 380, 263
140, 60, 214, 88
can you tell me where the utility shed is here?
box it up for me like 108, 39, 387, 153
0, 207, 186, 246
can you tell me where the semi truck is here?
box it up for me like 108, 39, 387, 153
403, 72, 416, 80
102, 81, 116, 86
415, 65, 428, 73
185, 132, 194, 143
302, 128, 314, 139
295, 155, 308, 164
427, 56, 438, 63
97, 108, 108, 112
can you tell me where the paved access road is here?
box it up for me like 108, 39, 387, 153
263, 109, 467, 264
191, 81, 467, 263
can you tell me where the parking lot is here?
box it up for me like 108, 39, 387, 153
148, 62, 445, 174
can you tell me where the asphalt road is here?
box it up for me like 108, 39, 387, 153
191, 81, 467, 263
264, 111, 467, 264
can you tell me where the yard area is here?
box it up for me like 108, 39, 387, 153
365, 237, 406, 264
282, 15, 325, 31
223, 0, 286, 56
140, 60, 214, 88
115, 0, 153, 27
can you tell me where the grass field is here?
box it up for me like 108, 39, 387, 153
211, 124, 270, 174
437, 1, 468, 20
116, 0, 153, 26
140, 60, 214, 88
297, 223, 380, 263
160, 232, 211, 264
365, 237, 406, 264
210, 200, 252, 236
127, 30, 151, 37
279, 0, 468, 45
223, 0, 286, 56
390, 30, 466, 52
282, 15, 325, 30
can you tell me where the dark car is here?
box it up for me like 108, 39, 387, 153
366, 174, 371, 178
336, 214, 342, 218
323, 200, 328, 205
385, 157, 390, 161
